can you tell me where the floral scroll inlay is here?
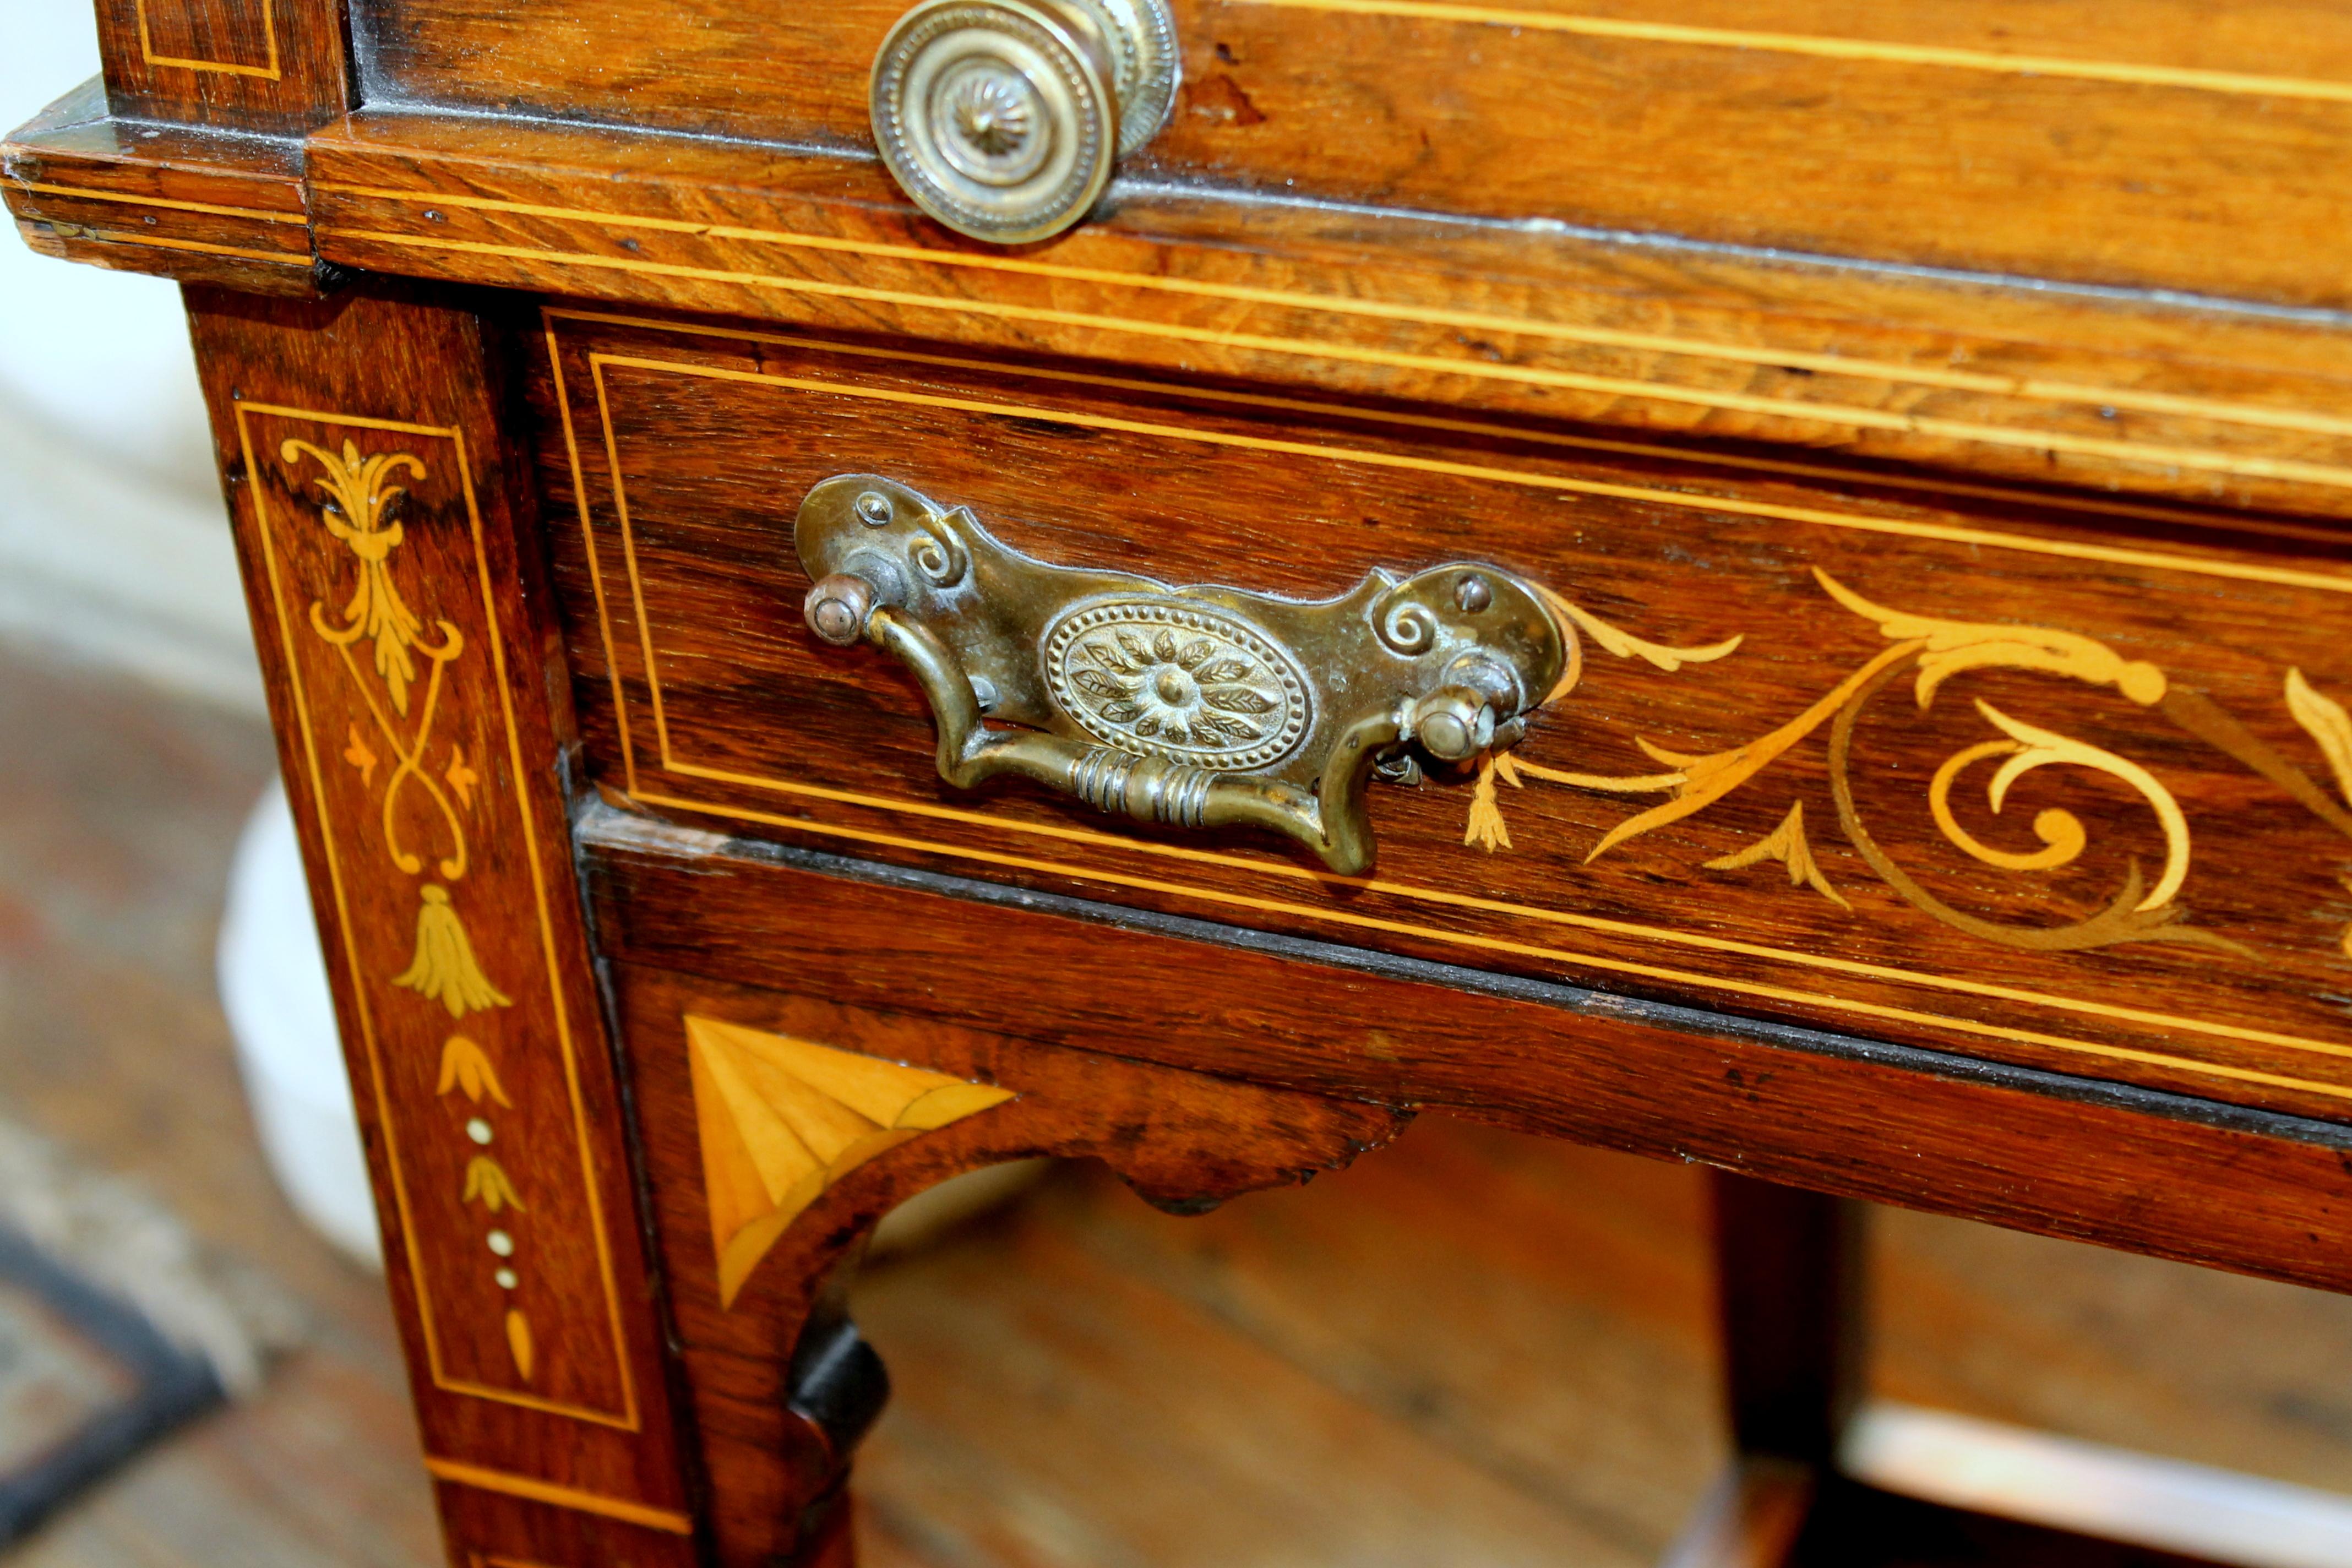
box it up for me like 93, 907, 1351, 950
292, 439, 443, 716
2287, 668, 2352, 808
463, 1156, 526, 1215
290, 438, 471, 882
284, 433, 537, 1386
342, 723, 378, 784
443, 747, 480, 808
2286, 668, 2352, 959
1705, 801, 1850, 910
1473, 567, 2352, 961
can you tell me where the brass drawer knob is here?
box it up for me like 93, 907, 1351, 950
798, 475, 1567, 874
869, 0, 1179, 243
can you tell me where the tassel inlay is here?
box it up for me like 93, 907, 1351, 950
393, 885, 511, 1019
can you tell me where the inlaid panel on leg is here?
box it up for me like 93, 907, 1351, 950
183, 284, 699, 1565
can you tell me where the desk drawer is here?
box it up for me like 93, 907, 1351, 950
538, 306, 2352, 1126
367, 0, 2352, 307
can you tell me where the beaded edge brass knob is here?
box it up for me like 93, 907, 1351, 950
870, 0, 1180, 244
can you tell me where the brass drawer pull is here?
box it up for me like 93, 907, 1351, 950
869, 0, 1179, 243
798, 475, 1566, 873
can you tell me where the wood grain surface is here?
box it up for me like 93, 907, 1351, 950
350, 0, 2352, 310
590, 843, 2352, 1562
2, 80, 320, 297
538, 308, 2352, 1128
180, 284, 699, 1565
95, 0, 352, 134
302, 110, 2352, 522
27, 77, 2352, 518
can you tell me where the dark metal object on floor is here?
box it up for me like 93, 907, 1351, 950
0, 1224, 223, 1547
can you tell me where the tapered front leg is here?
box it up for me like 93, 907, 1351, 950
1665, 1171, 1868, 1567
182, 283, 704, 1567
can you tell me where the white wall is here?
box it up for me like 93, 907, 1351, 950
0, 12, 264, 712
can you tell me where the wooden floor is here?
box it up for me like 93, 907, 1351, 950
8, 642, 2352, 1567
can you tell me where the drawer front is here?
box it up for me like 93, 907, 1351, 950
538, 307, 2352, 1125
372, 0, 2352, 306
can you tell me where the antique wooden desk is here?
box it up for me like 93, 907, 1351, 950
16, 2, 2352, 1561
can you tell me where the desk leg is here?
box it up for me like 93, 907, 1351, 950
182, 282, 703, 1568
1712, 1171, 1866, 1466
1664, 1172, 1865, 1567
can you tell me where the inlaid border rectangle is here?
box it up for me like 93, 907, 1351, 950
134, 0, 281, 79
237, 401, 639, 1428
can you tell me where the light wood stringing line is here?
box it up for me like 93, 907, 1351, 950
654, 754, 2352, 1063
340, 227, 2352, 498
422, 1456, 693, 1534
559, 334, 2352, 1072
590, 360, 676, 771
1235, 0, 2352, 104
237, 402, 638, 1429
56, 228, 306, 265
461, 396, 645, 1431
326, 184, 2352, 446
9, 181, 307, 224
545, 323, 639, 796
584, 350, 2352, 595
542, 305, 2301, 540
134, 0, 281, 79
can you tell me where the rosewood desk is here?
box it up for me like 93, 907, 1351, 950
14, 1, 2352, 1560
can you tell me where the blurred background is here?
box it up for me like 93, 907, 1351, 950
10, 15, 2352, 1567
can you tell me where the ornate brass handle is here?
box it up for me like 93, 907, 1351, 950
796, 475, 1567, 874
869, 0, 1179, 243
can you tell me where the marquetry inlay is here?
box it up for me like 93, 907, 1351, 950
243, 405, 639, 1428
685, 1015, 1014, 1306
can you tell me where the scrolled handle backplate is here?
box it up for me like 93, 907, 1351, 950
796, 475, 1567, 874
